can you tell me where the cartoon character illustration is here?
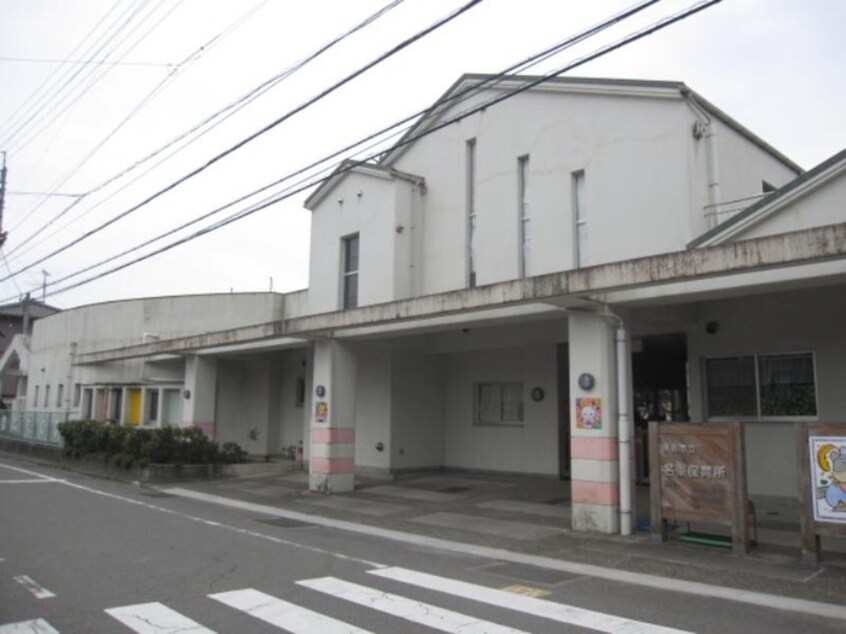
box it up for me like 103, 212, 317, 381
817, 443, 846, 511
576, 397, 603, 430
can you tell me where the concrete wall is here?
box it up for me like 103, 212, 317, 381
277, 349, 309, 454
688, 284, 846, 497
443, 343, 559, 475
353, 344, 392, 472
307, 172, 419, 315
216, 356, 285, 455
390, 348, 446, 471
732, 173, 846, 240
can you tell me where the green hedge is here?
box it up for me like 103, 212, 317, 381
58, 420, 247, 468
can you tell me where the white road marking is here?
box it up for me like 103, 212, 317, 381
164, 488, 846, 623
210, 588, 372, 633
370, 567, 694, 634
0, 479, 59, 484
105, 602, 214, 633
299, 576, 529, 634
0, 619, 59, 633
4, 461, 845, 624
13, 575, 56, 599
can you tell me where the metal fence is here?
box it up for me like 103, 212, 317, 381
0, 410, 66, 447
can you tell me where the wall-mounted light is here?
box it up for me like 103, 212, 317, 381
182, 389, 191, 399
705, 321, 719, 335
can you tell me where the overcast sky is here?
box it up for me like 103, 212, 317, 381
0, 0, 843, 309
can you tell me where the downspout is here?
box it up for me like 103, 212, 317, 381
582, 304, 634, 536
615, 323, 633, 536
683, 90, 722, 229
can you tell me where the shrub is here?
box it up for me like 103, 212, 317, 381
57, 421, 247, 466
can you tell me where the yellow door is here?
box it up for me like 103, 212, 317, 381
128, 389, 142, 426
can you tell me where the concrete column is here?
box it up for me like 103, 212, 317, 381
183, 355, 217, 437
568, 312, 619, 534
309, 340, 357, 493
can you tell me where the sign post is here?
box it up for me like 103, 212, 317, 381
649, 421, 749, 554
796, 422, 846, 563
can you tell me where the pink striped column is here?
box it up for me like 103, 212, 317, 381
309, 340, 357, 493
568, 312, 620, 534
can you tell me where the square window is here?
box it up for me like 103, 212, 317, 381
475, 382, 523, 426
758, 353, 816, 416
705, 356, 756, 417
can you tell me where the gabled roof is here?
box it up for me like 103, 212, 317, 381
688, 148, 846, 248
0, 299, 60, 319
305, 73, 802, 208
304, 159, 425, 211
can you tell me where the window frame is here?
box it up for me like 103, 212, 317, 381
704, 350, 819, 421
518, 154, 531, 278
572, 170, 587, 268
341, 233, 360, 309
466, 138, 477, 288
473, 381, 524, 427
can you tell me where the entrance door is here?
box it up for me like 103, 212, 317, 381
557, 343, 570, 479
127, 389, 142, 426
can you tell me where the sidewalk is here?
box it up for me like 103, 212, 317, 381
159, 465, 846, 610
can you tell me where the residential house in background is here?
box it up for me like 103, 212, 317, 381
0, 298, 59, 409
3, 75, 845, 536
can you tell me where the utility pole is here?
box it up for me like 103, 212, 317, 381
41, 269, 50, 302
0, 152, 7, 249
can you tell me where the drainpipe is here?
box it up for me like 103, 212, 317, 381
578, 303, 634, 536
615, 324, 633, 536
683, 90, 722, 229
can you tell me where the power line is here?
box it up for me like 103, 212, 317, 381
4, 0, 406, 262
0, 55, 171, 68
0, 0, 482, 286
0, 0, 155, 148
0, 0, 127, 140
28, 0, 723, 303
5, 0, 270, 256
14, 0, 662, 297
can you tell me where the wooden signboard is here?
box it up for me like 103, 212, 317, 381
796, 422, 846, 563
649, 422, 749, 554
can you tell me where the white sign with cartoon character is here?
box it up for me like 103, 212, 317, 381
810, 436, 846, 523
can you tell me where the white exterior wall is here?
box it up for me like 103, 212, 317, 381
26, 293, 284, 416
712, 117, 800, 216
353, 344, 393, 472
688, 285, 846, 498
307, 172, 418, 314
397, 90, 700, 290
306, 85, 800, 312
732, 175, 846, 240
390, 348, 446, 471
443, 344, 559, 475
216, 356, 277, 455
277, 349, 309, 454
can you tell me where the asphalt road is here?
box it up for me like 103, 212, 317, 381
1, 456, 843, 633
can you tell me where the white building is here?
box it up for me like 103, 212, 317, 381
3, 75, 845, 535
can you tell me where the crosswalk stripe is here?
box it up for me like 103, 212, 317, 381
209, 588, 372, 633
370, 567, 696, 634
13, 575, 55, 599
105, 602, 215, 633
299, 576, 529, 634
0, 619, 60, 633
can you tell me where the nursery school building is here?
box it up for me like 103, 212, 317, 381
1, 75, 845, 535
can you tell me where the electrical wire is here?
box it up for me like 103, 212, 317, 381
0, 0, 127, 140
24, 0, 723, 303
0, 0, 155, 148
6, 0, 270, 256
0, 0, 483, 286
5, 0, 406, 261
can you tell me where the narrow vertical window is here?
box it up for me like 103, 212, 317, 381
518, 155, 531, 277
342, 233, 360, 309
56, 383, 64, 408
73, 383, 81, 407
34, 385, 39, 409
466, 138, 477, 287
44, 384, 51, 408
573, 170, 587, 268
